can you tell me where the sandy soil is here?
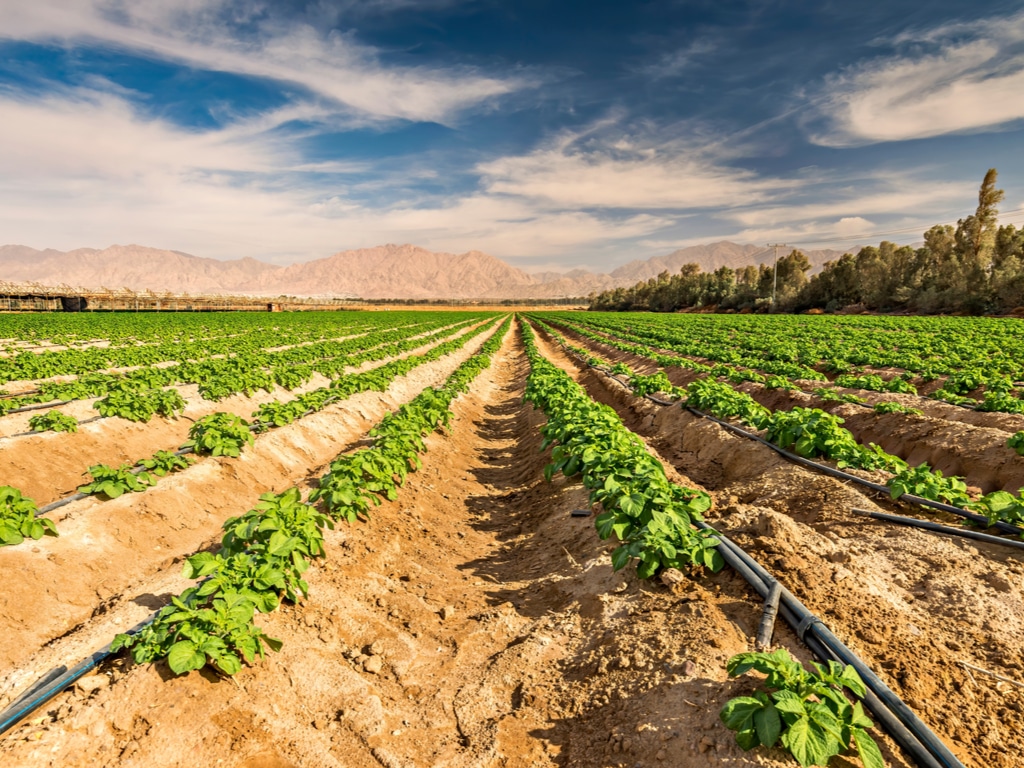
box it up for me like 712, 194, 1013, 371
0, 320, 1018, 768
529, 321, 1024, 768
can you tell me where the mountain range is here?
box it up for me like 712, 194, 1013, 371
0, 242, 853, 299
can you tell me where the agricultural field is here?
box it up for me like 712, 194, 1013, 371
0, 310, 1021, 768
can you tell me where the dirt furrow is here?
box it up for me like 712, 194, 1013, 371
0, 322, 822, 768
547, 318, 1024, 494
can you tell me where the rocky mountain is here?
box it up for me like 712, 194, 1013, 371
0, 241, 855, 299
610, 241, 850, 283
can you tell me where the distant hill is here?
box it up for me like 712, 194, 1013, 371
0, 241, 855, 299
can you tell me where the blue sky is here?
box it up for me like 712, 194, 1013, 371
1, 0, 1023, 272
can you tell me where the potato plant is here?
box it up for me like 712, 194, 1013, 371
0, 486, 58, 547
721, 649, 884, 768
79, 463, 155, 499
522, 323, 722, 578
27, 411, 79, 433
111, 318, 510, 677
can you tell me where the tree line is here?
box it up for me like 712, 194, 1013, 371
589, 169, 1024, 314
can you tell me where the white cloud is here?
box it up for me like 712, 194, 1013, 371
477, 129, 792, 209
1, 0, 528, 124
0, 85, 678, 263
810, 11, 1024, 146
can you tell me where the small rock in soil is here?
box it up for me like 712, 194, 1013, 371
364, 656, 383, 674
76, 675, 109, 694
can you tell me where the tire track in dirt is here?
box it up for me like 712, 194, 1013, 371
530, 320, 1024, 768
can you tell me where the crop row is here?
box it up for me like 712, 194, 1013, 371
520, 321, 722, 577
522, 321, 888, 768
534, 319, 1024, 533
552, 312, 1024, 415
538, 314, 1024, 462
111, 316, 511, 676
0, 315, 477, 418
0, 317, 503, 547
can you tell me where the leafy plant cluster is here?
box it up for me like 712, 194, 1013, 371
721, 649, 884, 768
0, 486, 58, 547
0, 314, 480, 430
542, 323, 1024, 533
94, 386, 187, 422
522, 322, 722, 578
111, 318, 510, 676
313, 318, 510, 522
78, 462, 156, 498
27, 410, 79, 433
183, 413, 255, 458
872, 401, 922, 415
545, 311, 1024, 417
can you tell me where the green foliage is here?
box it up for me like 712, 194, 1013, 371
770, 409, 872, 468
722, 649, 884, 768
94, 387, 187, 422
111, 317, 510, 678
522, 323, 721, 578
1008, 431, 1024, 456
0, 486, 58, 547
28, 410, 79, 433
628, 371, 677, 398
183, 413, 254, 457
685, 378, 771, 429
813, 388, 866, 405
252, 399, 308, 429
873, 401, 922, 415
78, 463, 155, 499
888, 464, 969, 506
140, 450, 195, 477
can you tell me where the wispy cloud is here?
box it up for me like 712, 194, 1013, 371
477, 124, 793, 209
2, 0, 529, 124
808, 11, 1024, 146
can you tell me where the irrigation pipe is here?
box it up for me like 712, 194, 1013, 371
0, 614, 155, 737
534, 324, 967, 764
850, 508, 1024, 552
703, 527, 965, 768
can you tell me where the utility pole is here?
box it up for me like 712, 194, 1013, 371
766, 243, 788, 310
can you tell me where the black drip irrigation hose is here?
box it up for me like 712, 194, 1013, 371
703, 526, 965, 768
851, 507, 1024, 552
537, 328, 968, 764
34, 447, 198, 518
0, 615, 156, 737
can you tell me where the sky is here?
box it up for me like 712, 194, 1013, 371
2, 0, 1024, 273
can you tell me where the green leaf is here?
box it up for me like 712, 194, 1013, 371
753, 703, 782, 748
167, 640, 206, 675
780, 715, 835, 767
610, 545, 632, 571
720, 696, 763, 732
851, 727, 886, 768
